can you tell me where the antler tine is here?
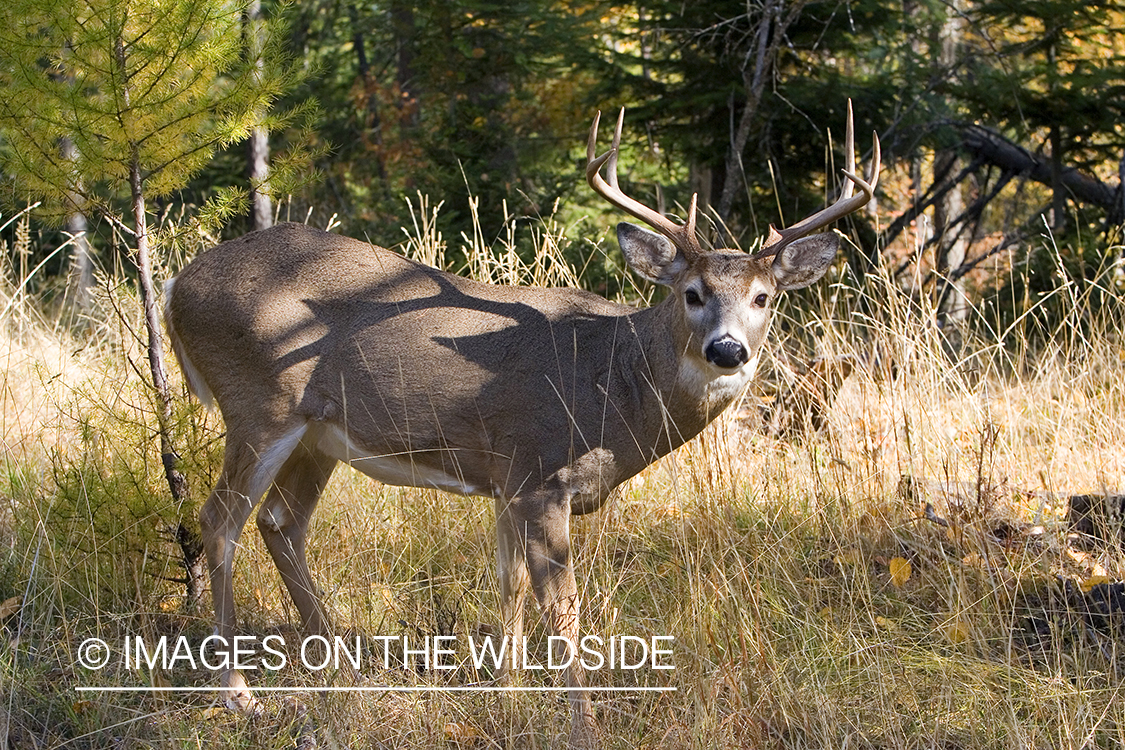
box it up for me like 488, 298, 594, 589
840, 99, 857, 201
585, 110, 615, 178
685, 192, 698, 243
752, 99, 881, 259
606, 107, 624, 190
586, 108, 704, 258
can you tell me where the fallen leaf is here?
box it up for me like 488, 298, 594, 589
0, 596, 20, 620
444, 721, 485, 743
1066, 548, 1109, 578
379, 586, 396, 609
944, 619, 969, 644
1079, 575, 1110, 593
889, 557, 912, 588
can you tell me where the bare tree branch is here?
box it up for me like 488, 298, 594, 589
959, 123, 1119, 216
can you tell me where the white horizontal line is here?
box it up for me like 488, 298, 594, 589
75, 685, 676, 693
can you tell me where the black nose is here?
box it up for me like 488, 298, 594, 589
705, 338, 748, 369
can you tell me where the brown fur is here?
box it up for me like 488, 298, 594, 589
167, 215, 841, 745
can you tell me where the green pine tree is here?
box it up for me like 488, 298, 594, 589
0, 0, 311, 604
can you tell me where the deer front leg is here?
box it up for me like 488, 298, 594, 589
494, 496, 530, 681
515, 493, 597, 748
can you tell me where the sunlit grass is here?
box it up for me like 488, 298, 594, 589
1, 206, 1122, 748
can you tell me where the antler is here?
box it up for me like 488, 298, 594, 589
587, 108, 705, 260
752, 99, 881, 259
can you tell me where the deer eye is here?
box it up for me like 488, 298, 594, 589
753, 293, 769, 308
684, 289, 704, 307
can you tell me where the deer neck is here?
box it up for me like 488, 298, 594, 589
629, 299, 758, 450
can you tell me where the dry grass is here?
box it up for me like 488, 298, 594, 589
1, 208, 1123, 749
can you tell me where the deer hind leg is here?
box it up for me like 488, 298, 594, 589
494, 496, 531, 681
200, 422, 308, 712
256, 444, 337, 637
516, 493, 597, 747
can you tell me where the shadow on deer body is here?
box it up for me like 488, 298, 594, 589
164, 106, 879, 747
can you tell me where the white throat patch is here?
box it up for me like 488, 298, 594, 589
677, 350, 760, 408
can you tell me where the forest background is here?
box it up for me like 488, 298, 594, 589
2, 0, 1124, 328
0, 1, 1124, 748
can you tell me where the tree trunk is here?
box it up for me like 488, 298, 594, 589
246, 0, 272, 231
932, 149, 969, 325
248, 127, 272, 231
1050, 124, 1066, 230
715, 2, 777, 228
66, 208, 94, 312
58, 84, 93, 309
129, 154, 205, 607
391, 0, 418, 119
932, 0, 968, 326
960, 124, 1116, 210
714, 1, 805, 244
1116, 151, 1125, 227
61, 137, 95, 311
113, 29, 204, 605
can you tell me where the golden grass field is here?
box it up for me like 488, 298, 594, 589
1, 210, 1123, 748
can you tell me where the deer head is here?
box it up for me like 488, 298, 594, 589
586, 102, 879, 397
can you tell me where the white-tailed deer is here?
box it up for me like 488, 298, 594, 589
165, 104, 878, 746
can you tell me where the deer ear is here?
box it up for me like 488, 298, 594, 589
770, 232, 839, 290
617, 222, 687, 285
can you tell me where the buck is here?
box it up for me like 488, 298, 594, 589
165, 105, 878, 745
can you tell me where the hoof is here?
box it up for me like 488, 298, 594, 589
221, 671, 261, 716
